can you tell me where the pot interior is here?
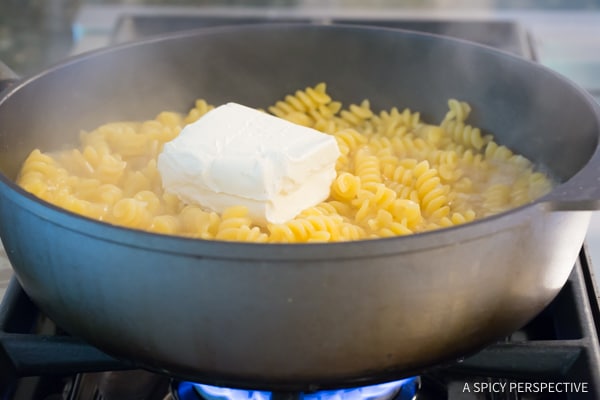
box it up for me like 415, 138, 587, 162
0, 24, 598, 189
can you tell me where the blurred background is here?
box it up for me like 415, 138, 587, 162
1, 0, 600, 75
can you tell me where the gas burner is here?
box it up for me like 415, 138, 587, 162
171, 379, 420, 400
1, 16, 600, 400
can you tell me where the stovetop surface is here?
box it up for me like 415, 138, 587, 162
110, 15, 534, 60
1, 14, 600, 400
1, 252, 599, 399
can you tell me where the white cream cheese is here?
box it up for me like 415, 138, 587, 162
157, 102, 340, 224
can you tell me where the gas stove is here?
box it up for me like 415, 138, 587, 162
1, 251, 599, 399
2, 15, 600, 400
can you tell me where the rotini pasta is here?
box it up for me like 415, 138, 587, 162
16, 83, 554, 243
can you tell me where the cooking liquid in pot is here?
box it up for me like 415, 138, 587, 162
15, 83, 553, 242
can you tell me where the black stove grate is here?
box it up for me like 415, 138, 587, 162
1, 251, 600, 399
1, 15, 600, 400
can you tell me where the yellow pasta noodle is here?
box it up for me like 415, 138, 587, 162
16, 83, 554, 243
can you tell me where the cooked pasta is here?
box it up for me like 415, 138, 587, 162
17, 83, 554, 243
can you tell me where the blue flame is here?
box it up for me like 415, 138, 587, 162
178, 378, 419, 400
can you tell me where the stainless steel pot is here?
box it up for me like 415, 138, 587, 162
0, 24, 599, 390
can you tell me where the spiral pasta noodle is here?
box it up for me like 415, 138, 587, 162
17, 82, 554, 243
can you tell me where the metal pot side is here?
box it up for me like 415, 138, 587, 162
0, 24, 599, 389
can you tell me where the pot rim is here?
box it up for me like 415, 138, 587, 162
0, 23, 598, 261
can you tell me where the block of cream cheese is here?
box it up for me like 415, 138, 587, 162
157, 102, 340, 224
